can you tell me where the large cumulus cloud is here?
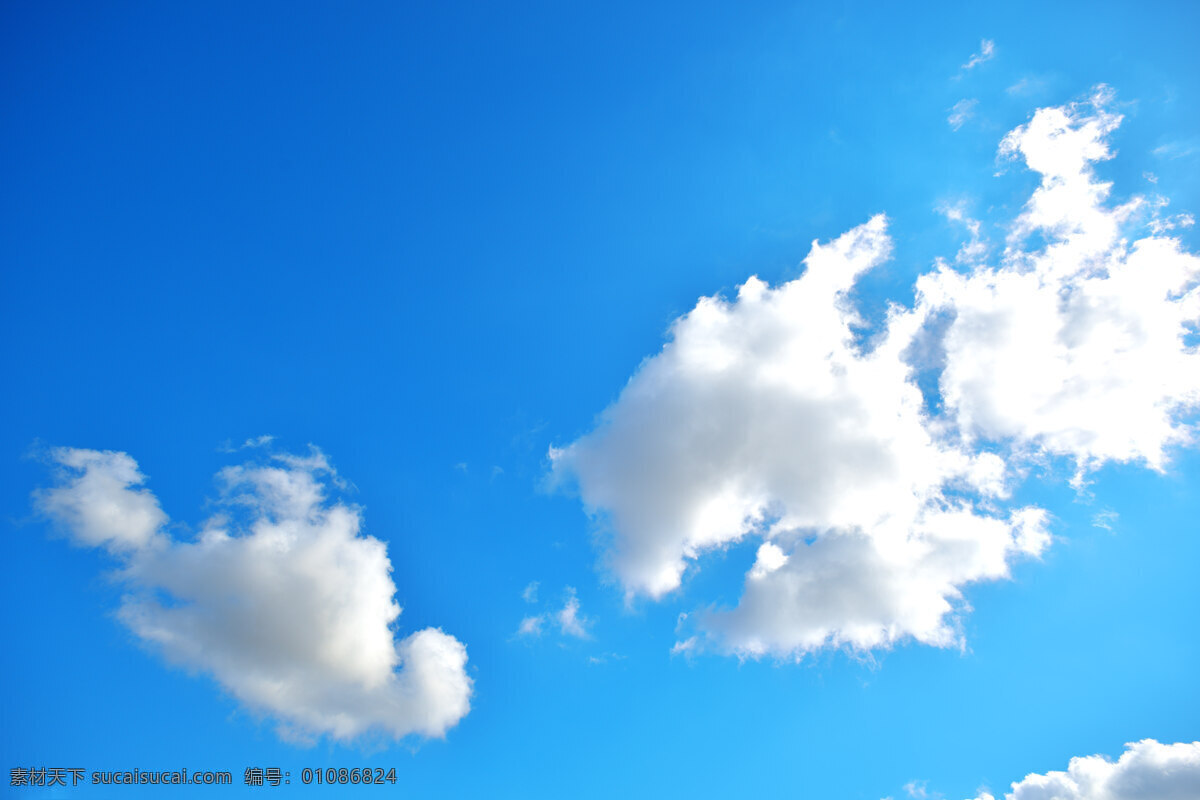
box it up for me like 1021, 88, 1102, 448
552, 87, 1199, 659
916, 88, 1200, 476
551, 216, 1047, 657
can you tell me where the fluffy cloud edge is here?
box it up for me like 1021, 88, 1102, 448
966, 739, 1200, 800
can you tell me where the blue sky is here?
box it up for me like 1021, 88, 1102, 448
3, 1, 1200, 798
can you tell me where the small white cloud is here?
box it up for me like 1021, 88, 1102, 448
557, 587, 590, 639
961, 39, 995, 71
671, 636, 699, 657
1092, 509, 1119, 531
949, 99, 979, 131
516, 615, 545, 637
522, 581, 540, 603
939, 201, 988, 263
586, 652, 626, 665
217, 435, 276, 453
1153, 139, 1199, 160
1006, 77, 1043, 96
747, 541, 788, 579
966, 739, 1200, 800
1147, 210, 1194, 236
35, 446, 473, 743
515, 584, 592, 642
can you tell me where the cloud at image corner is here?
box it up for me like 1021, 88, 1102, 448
963, 739, 1200, 800
33, 445, 474, 744
549, 87, 1200, 660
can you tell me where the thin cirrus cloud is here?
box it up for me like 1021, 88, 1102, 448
33, 445, 472, 744
962, 39, 995, 71
517, 614, 545, 637
948, 98, 979, 130
550, 87, 1200, 660
967, 739, 1200, 800
521, 580, 540, 603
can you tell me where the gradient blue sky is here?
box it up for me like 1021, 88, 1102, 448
3, 2, 1199, 798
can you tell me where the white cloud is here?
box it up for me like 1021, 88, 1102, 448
517, 614, 545, 637
703, 508, 1047, 656
904, 780, 931, 799
1146, 203, 1194, 236
586, 652, 625, 665
552, 86, 1199, 660
939, 201, 989, 264
671, 637, 698, 656
522, 580, 539, 603
557, 587, 590, 639
1153, 139, 1199, 160
515, 584, 590, 641
239, 434, 275, 449
915, 88, 1200, 476
35, 448, 167, 552
961, 39, 995, 71
1006, 77, 1046, 97
551, 216, 1047, 658
35, 446, 472, 744
949, 99, 979, 131
968, 739, 1200, 800
217, 434, 275, 453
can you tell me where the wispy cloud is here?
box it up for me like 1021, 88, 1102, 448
515, 584, 591, 640
587, 652, 626, 665
217, 434, 275, 453
517, 615, 545, 637
961, 39, 995, 71
1005, 76, 1046, 96
557, 587, 590, 639
948, 99, 978, 130
1153, 139, 1199, 160
938, 200, 988, 263
904, 780, 936, 799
